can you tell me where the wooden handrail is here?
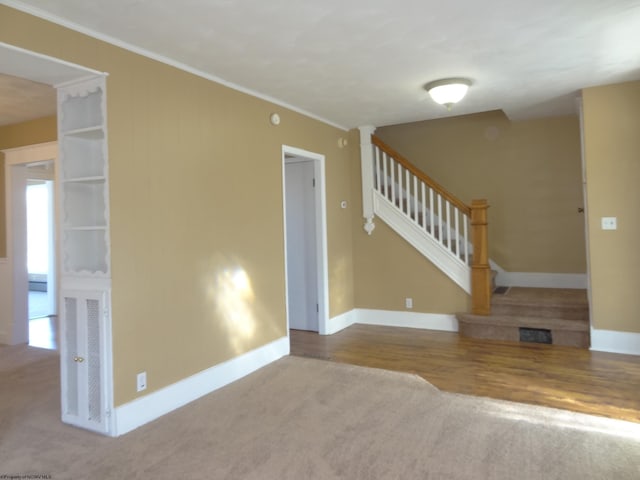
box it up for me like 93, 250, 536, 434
371, 135, 471, 215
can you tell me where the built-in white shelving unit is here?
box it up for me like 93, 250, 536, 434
59, 81, 109, 277
58, 76, 113, 435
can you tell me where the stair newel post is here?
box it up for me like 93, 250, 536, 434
359, 125, 377, 235
470, 199, 491, 315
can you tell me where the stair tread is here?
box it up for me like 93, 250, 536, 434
456, 313, 590, 331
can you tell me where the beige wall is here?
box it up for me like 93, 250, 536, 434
0, 115, 57, 257
1, 6, 355, 404
376, 112, 586, 273
582, 81, 640, 334
353, 220, 470, 313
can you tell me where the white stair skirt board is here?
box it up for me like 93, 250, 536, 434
491, 264, 588, 289
374, 192, 471, 294
356, 309, 459, 332
590, 328, 640, 356
113, 336, 289, 437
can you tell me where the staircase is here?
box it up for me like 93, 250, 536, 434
359, 128, 590, 348
456, 287, 590, 347
359, 128, 492, 315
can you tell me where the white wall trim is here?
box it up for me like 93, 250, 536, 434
113, 336, 289, 437
590, 328, 640, 356
282, 146, 329, 336
1, 141, 59, 345
322, 309, 459, 335
495, 271, 587, 289
356, 309, 459, 332
325, 310, 358, 335
2, 1, 347, 132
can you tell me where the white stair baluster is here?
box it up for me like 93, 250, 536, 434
421, 182, 427, 232
397, 162, 403, 210
374, 148, 381, 192
446, 201, 452, 250
429, 188, 435, 236
454, 208, 460, 258
437, 194, 443, 243
464, 214, 469, 265
413, 175, 420, 225
405, 168, 410, 216
382, 152, 389, 200
389, 156, 395, 203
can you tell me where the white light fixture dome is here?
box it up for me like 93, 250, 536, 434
425, 78, 472, 109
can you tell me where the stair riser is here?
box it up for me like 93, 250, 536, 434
491, 304, 589, 321
459, 322, 590, 348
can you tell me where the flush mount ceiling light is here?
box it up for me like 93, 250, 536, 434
424, 78, 472, 110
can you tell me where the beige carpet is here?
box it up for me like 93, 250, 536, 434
1, 345, 640, 479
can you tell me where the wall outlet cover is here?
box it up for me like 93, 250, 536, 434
137, 372, 147, 392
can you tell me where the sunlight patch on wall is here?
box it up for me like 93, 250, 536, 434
206, 264, 257, 354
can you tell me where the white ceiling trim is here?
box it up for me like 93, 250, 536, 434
2, 0, 348, 131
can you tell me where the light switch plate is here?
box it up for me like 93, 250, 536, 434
601, 217, 617, 230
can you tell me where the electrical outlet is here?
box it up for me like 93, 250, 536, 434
405, 297, 413, 309
137, 372, 147, 392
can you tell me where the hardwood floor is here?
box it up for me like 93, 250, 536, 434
290, 324, 640, 423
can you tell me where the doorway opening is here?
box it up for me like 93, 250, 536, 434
4, 148, 58, 349
282, 146, 329, 336
26, 166, 57, 349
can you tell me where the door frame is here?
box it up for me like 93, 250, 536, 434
3, 142, 58, 344
576, 97, 593, 337
282, 145, 330, 335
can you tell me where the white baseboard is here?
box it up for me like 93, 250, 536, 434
356, 309, 458, 332
590, 328, 640, 356
495, 271, 587, 289
324, 309, 459, 335
113, 336, 289, 437
324, 310, 357, 335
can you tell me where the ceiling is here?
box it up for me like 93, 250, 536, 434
0, 74, 55, 127
4, 0, 640, 129
0, 41, 103, 126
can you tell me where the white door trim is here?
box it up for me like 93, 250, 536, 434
282, 145, 330, 335
2, 142, 58, 344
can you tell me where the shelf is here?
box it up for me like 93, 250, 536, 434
61, 134, 105, 179
63, 229, 109, 275
60, 87, 104, 132
63, 176, 105, 184
59, 79, 110, 279
61, 225, 109, 274
62, 181, 107, 228
61, 126, 104, 139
